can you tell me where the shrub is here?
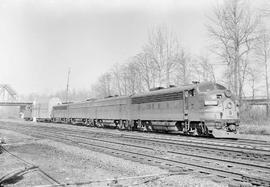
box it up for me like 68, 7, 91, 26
239, 104, 270, 135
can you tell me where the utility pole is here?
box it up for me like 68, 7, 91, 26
66, 68, 71, 103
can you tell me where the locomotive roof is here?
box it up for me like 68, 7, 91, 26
93, 95, 130, 103
70, 95, 129, 105
52, 103, 69, 108
132, 83, 198, 98
52, 82, 222, 108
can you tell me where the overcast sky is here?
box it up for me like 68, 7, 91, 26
0, 0, 264, 95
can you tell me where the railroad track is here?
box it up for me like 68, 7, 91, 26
23, 125, 270, 162
3, 127, 269, 186
2, 119, 269, 149
1, 121, 270, 163
31, 129, 270, 170
1, 121, 270, 186
26, 125, 270, 164
4, 119, 270, 149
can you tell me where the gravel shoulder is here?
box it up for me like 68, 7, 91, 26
1, 120, 226, 186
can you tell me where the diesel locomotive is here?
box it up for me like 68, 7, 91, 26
50, 82, 240, 138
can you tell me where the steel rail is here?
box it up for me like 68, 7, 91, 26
2, 119, 269, 149
6, 121, 270, 153
26, 130, 270, 186
2, 122, 270, 184
1, 124, 270, 163
23, 128, 270, 171
20, 124, 270, 158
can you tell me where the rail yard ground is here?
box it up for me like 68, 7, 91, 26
240, 107, 270, 136
240, 124, 270, 136
0, 119, 222, 187
0, 119, 270, 187
240, 118, 270, 136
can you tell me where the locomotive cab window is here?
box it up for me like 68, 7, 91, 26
184, 91, 188, 98
198, 83, 215, 92
215, 84, 226, 90
199, 83, 227, 93
188, 89, 195, 97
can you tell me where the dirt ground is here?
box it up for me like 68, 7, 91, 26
0, 123, 225, 187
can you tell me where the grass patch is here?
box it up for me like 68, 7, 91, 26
239, 105, 270, 135
239, 124, 270, 135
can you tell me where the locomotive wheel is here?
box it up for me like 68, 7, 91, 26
140, 121, 148, 132
97, 120, 104, 128
71, 119, 76, 125
118, 120, 124, 130
114, 121, 119, 129
203, 125, 209, 136
93, 120, 98, 127
123, 121, 129, 130
89, 120, 95, 127
196, 123, 203, 136
196, 123, 209, 136
146, 124, 153, 132
84, 119, 89, 126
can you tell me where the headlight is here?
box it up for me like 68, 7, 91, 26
224, 90, 232, 97
227, 102, 233, 109
215, 122, 223, 129
204, 100, 218, 106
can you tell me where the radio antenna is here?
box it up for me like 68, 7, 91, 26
66, 68, 71, 103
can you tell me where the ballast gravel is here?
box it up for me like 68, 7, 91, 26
0, 121, 226, 186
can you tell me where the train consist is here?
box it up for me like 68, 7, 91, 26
23, 98, 61, 122
45, 82, 239, 138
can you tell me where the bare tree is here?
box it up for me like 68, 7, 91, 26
255, 27, 270, 116
133, 53, 155, 91
92, 72, 113, 97
91, 25, 199, 96
111, 63, 123, 96
207, 0, 259, 100
144, 25, 180, 87
192, 55, 216, 82
262, 0, 270, 17
173, 49, 190, 85
246, 66, 261, 100
120, 61, 141, 95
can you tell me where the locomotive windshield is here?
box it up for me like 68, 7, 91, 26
198, 83, 226, 92
215, 84, 226, 90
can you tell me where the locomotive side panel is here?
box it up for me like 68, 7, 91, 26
185, 89, 201, 121
131, 90, 186, 121
131, 100, 184, 121
69, 102, 90, 119
88, 105, 96, 119
51, 105, 68, 121
94, 96, 130, 120
32, 103, 50, 120
96, 105, 120, 119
